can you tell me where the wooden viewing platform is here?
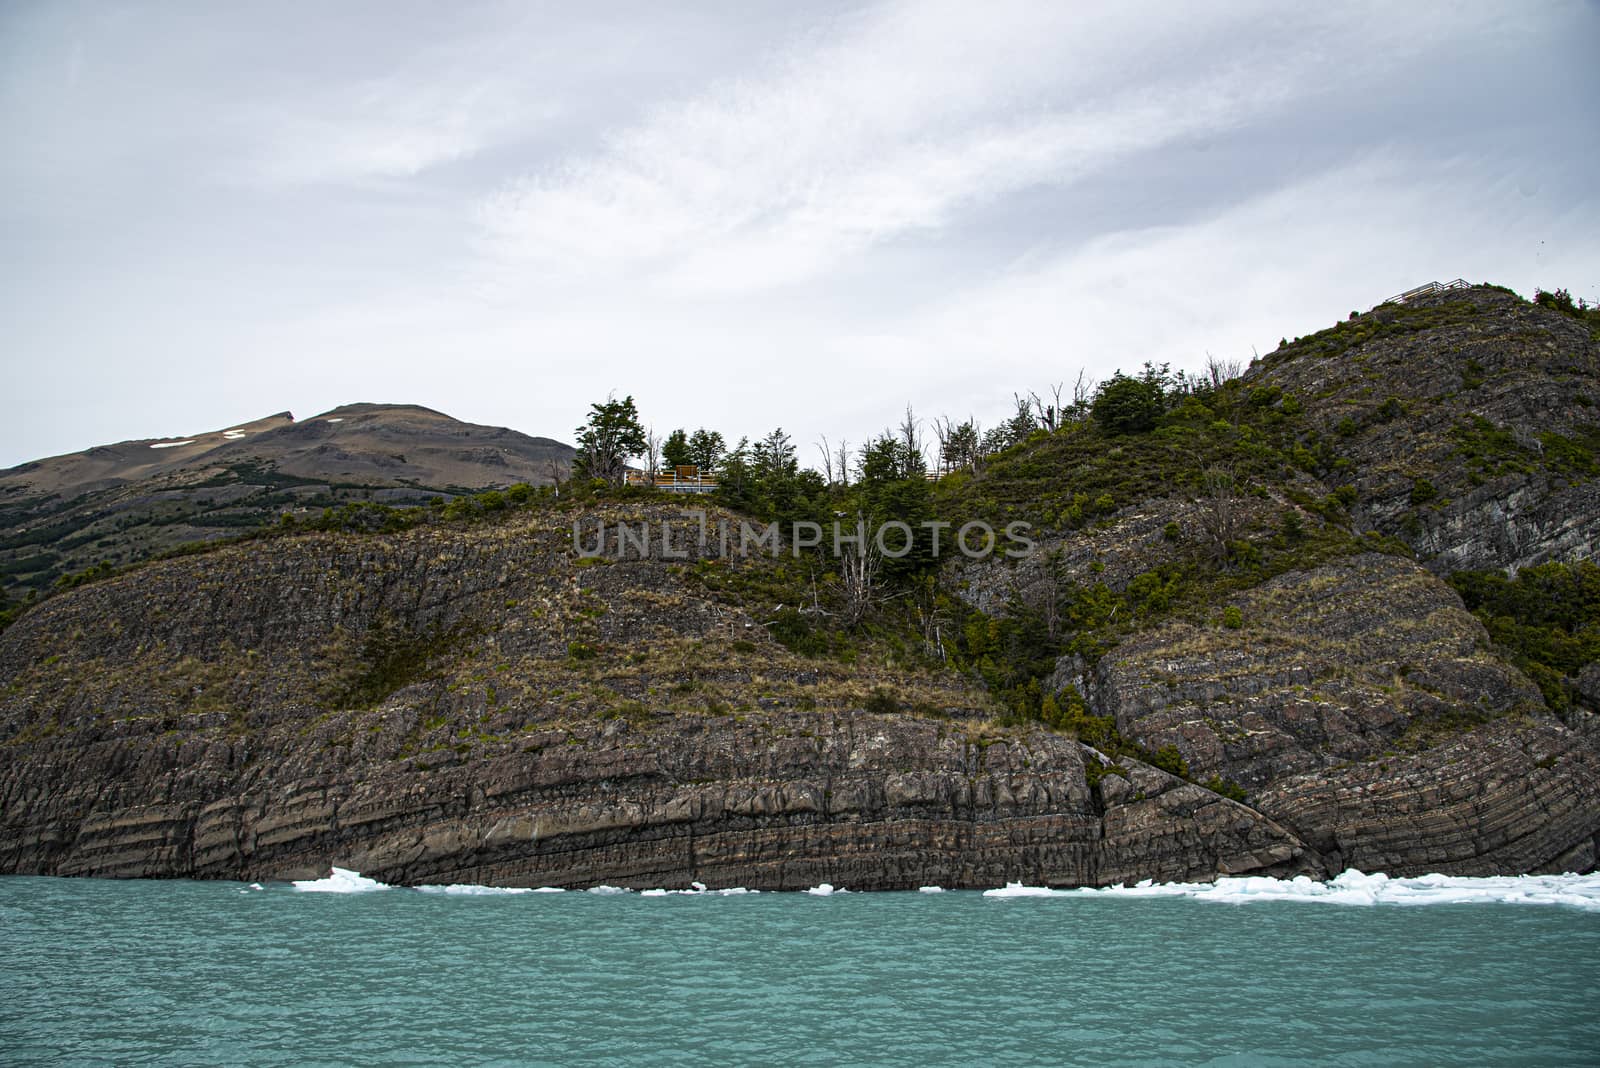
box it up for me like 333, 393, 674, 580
624, 464, 719, 494
1381, 278, 1470, 306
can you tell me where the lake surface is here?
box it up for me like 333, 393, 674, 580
3, 870, 1597, 1066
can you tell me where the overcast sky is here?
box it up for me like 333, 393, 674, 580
2, 1, 1596, 469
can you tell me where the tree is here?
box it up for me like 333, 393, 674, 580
573, 394, 647, 486
981, 395, 1038, 454
644, 427, 663, 479
1197, 466, 1241, 568
662, 429, 691, 470
752, 428, 799, 484
1091, 372, 1164, 435
897, 405, 927, 474
687, 428, 727, 473
935, 417, 982, 475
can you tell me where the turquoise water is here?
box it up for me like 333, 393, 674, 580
3, 875, 1598, 1066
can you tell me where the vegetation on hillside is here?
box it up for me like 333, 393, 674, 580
4, 282, 1594, 768
1450, 561, 1600, 714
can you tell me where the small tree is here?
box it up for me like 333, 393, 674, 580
573, 394, 647, 486
687, 428, 727, 473
662, 429, 691, 470
1091, 372, 1164, 435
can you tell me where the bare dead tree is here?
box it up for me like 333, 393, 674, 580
1205, 354, 1245, 390
1070, 369, 1096, 420
912, 574, 948, 661
898, 404, 926, 472
816, 436, 838, 485
1027, 382, 1067, 432
930, 416, 955, 476
644, 428, 663, 479
539, 456, 570, 495
1197, 465, 1242, 568
837, 515, 886, 627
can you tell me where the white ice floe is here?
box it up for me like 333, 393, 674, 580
415, 884, 539, 896
586, 885, 631, 895
917, 886, 945, 894
148, 440, 196, 449
640, 886, 757, 897
981, 870, 1600, 910
291, 867, 389, 893
806, 883, 847, 896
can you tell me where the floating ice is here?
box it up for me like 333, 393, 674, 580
416, 884, 538, 896
640, 886, 757, 897
806, 883, 846, 896
983, 883, 1062, 898
291, 867, 389, 893
982, 870, 1600, 910
586, 885, 631, 895
918, 886, 945, 894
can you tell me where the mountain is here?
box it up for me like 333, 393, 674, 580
0, 285, 1595, 888
0, 404, 575, 596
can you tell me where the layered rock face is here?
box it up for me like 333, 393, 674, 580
1255, 288, 1600, 573
1075, 553, 1600, 875
0, 507, 1314, 888
3, 287, 1596, 889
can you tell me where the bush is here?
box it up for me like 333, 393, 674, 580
1149, 745, 1189, 778
864, 688, 899, 716
1092, 374, 1165, 435
1221, 606, 1243, 630
1409, 478, 1437, 506
1205, 775, 1248, 802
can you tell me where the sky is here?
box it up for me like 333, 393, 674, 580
2, 0, 1597, 469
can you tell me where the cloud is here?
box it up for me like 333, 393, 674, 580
243, 76, 525, 186
473, 0, 1509, 296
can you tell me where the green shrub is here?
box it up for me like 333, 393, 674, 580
864, 688, 899, 716
1149, 745, 1189, 778
1449, 561, 1600, 713
1204, 775, 1248, 802
1092, 374, 1165, 435
1221, 606, 1243, 630
1409, 478, 1437, 506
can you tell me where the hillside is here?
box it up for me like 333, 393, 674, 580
0, 404, 574, 596
0, 284, 1596, 888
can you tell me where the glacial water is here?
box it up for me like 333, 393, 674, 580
3, 872, 1598, 1066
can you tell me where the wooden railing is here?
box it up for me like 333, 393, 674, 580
1381, 279, 1471, 305
624, 467, 719, 494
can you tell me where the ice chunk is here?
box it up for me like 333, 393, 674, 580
291, 867, 388, 893
981, 870, 1600, 909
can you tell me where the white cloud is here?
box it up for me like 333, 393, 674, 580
245, 76, 525, 186
2, 0, 1593, 469
473, 0, 1508, 296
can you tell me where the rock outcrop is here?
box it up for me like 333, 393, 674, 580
3, 286, 1596, 888
0, 506, 1317, 888
1254, 287, 1600, 573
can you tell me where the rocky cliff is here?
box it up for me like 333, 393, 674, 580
2, 285, 1596, 889
0, 505, 1315, 888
